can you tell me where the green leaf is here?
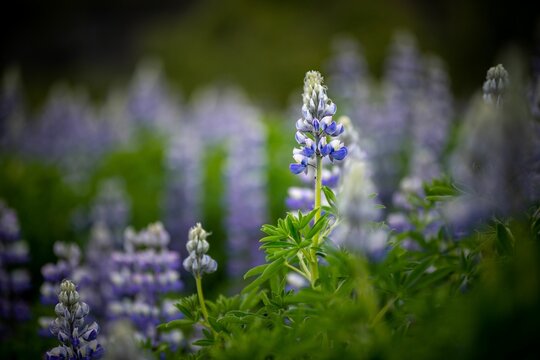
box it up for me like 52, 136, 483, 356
495, 222, 514, 255
260, 235, 284, 243
192, 339, 214, 347
242, 258, 285, 294
322, 186, 337, 208
243, 263, 269, 279
157, 318, 195, 330
306, 214, 329, 240
404, 258, 434, 290
261, 224, 280, 235
425, 195, 454, 202
260, 241, 295, 249
299, 208, 318, 229
415, 268, 454, 289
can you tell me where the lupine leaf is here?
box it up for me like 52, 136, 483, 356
404, 258, 434, 290
306, 214, 329, 240
299, 208, 318, 229
244, 264, 269, 279
242, 258, 285, 294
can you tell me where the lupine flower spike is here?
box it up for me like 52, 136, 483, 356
46, 279, 104, 360
183, 223, 217, 277
290, 71, 347, 175
483, 64, 509, 107
183, 223, 217, 325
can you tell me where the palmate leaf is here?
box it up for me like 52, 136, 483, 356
403, 257, 435, 290
322, 186, 337, 212
306, 213, 329, 240
244, 263, 269, 279
299, 208, 318, 230
242, 258, 285, 294
157, 318, 195, 330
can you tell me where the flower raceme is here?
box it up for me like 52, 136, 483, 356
290, 71, 348, 175
183, 223, 217, 277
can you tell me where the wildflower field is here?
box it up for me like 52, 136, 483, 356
1, 1, 540, 359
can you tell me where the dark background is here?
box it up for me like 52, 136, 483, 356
1, 0, 540, 107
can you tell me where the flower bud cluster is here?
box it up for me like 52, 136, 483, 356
483, 64, 509, 106
290, 71, 348, 175
46, 279, 104, 360
183, 223, 217, 277
40, 242, 82, 304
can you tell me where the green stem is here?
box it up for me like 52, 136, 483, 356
371, 297, 398, 326
195, 275, 210, 324
285, 262, 310, 280
309, 153, 323, 287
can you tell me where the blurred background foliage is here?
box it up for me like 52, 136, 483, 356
1, 0, 539, 107
1, 1, 540, 358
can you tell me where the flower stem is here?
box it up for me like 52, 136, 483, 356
195, 275, 210, 324
309, 153, 323, 287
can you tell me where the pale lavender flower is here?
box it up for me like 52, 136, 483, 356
125, 60, 182, 134
78, 222, 116, 320
224, 116, 267, 277
333, 137, 386, 259
164, 127, 203, 254
447, 61, 537, 234
183, 223, 217, 277
0, 200, 31, 337
19, 86, 113, 183
108, 223, 182, 345
326, 37, 370, 104
91, 178, 131, 246
482, 64, 509, 106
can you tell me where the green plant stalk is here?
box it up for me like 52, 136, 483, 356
309, 153, 323, 287
195, 275, 210, 324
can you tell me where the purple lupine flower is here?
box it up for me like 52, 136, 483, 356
91, 178, 131, 246
189, 86, 252, 143
330, 119, 386, 259
482, 64, 509, 107
326, 36, 370, 104
0, 200, 31, 337
108, 222, 182, 346
40, 242, 82, 305
124, 60, 182, 134
18, 86, 114, 183
290, 71, 347, 174
39, 242, 83, 336
224, 115, 267, 277
333, 156, 387, 260
411, 56, 454, 158
78, 222, 116, 320
164, 127, 203, 254
446, 64, 538, 235
45, 279, 104, 360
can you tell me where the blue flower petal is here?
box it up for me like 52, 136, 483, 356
302, 145, 315, 158
331, 146, 348, 161
324, 122, 337, 135
289, 162, 307, 174
313, 119, 320, 132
